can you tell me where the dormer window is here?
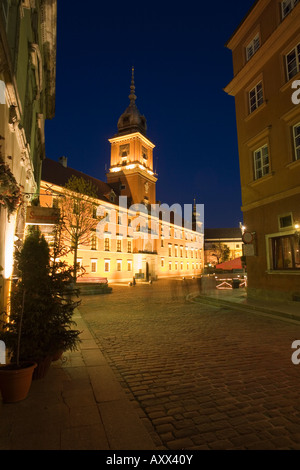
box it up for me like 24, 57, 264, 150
246, 34, 260, 61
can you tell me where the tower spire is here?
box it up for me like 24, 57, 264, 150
129, 66, 136, 105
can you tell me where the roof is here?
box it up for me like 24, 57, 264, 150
204, 228, 242, 240
41, 158, 119, 203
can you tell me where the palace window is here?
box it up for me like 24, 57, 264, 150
180, 262, 183, 270
104, 238, 110, 251
91, 234, 97, 250
174, 245, 178, 257
127, 240, 132, 253
117, 239, 122, 252
254, 144, 270, 180
281, 0, 299, 19
117, 260, 122, 272
175, 261, 178, 270
285, 43, 300, 81
249, 82, 264, 113
246, 34, 260, 61
104, 259, 110, 272
293, 123, 300, 160
271, 234, 300, 270
180, 245, 183, 257
168, 244, 172, 257
91, 259, 97, 273
161, 258, 165, 267
169, 261, 172, 270
127, 260, 132, 271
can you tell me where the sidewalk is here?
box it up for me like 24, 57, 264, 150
0, 309, 157, 450
189, 286, 300, 324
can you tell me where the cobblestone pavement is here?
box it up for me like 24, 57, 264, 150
79, 279, 300, 450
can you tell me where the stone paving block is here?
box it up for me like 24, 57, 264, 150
98, 399, 156, 450
87, 365, 124, 403
61, 424, 109, 450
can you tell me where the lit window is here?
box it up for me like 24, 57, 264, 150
249, 82, 264, 113
76, 258, 83, 268
105, 238, 110, 251
293, 123, 300, 160
285, 43, 300, 81
254, 145, 270, 180
91, 234, 97, 250
127, 240, 132, 253
161, 258, 165, 267
127, 260, 132, 271
91, 259, 97, 273
174, 245, 178, 257
117, 239, 122, 252
117, 260, 122, 272
104, 259, 110, 272
169, 262, 172, 270
180, 245, 183, 257
180, 262, 183, 270
175, 261, 178, 270
168, 244, 172, 257
271, 235, 300, 269
281, 0, 299, 19
246, 34, 260, 61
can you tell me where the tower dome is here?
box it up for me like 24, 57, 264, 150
117, 67, 147, 137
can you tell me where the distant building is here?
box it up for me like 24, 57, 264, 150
0, 1, 57, 312
41, 69, 204, 282
204, 228, 243, 266
225, 0, 300, 301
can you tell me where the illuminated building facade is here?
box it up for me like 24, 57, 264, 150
0, 0, 57, 312
41, 70, 204, 282
204, 228, 243, 267
225, 0, 300, 301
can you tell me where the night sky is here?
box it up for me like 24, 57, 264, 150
45, 0, 256, 229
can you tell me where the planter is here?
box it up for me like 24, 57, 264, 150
0, 362, 37, 403
52, 350, 64, 362
33, 356, 53, 380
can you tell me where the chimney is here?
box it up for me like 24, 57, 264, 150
59, 156, 67, 168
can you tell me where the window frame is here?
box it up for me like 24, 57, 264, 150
90, 258, 97, 273
249, 81, 264, 114
281, 0, 299, 19
246, 33, 260, 61
285, 42, 300, 81
293, 122, 300, 161
253, 144, 270, 180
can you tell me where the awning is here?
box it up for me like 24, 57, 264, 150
216, 257, 243, 270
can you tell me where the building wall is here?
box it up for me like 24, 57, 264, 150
225, 0, 300, 300
0, 0, 57, 312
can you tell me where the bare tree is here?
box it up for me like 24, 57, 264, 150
59, 175, 98, 281
211, 242, 230, 265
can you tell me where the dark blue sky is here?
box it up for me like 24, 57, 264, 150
45, 0, 256, 228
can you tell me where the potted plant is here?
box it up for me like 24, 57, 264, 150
0, 228, 81, 401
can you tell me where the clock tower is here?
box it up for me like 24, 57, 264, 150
107, 68, 157, 206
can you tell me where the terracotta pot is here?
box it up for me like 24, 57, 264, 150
33, 356, 53, 380
0, 362, 37, 403
52, 350, 64, 362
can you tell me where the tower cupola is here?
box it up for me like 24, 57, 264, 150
117, 67, 147, 137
